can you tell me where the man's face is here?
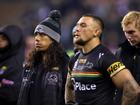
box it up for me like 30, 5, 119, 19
122, 22, 140, 47
35, 33, 53, 51
73, 16, 98, 46
0, 34, 9, 49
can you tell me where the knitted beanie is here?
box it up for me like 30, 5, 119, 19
34, 10, 61, 43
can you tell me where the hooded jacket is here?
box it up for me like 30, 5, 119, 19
0, 25, 25, 102
115, 40, 140, 105
116, 40, 140, 83
18, 52, 69, 105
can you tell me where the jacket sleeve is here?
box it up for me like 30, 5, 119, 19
17, 68, 34, 105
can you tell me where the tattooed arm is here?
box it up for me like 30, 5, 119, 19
112, 69, 140, 105
65, 69, 75, 105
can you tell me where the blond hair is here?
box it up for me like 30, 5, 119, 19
121, 11, 140, 30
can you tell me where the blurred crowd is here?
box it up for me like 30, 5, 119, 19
0, 0, 140, 53
0, 0, 140, 105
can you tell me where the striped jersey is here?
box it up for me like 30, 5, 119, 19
69, 44, 125, 105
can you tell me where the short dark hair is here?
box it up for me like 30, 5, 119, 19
82, 14, 104, 31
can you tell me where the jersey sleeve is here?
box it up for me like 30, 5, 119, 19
102, 51, 125, 77
68, 52, 80, 74
68, 56, 76, 75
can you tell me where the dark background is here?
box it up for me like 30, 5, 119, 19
0, 0, 139, 53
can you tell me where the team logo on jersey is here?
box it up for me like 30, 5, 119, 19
107, 62, 125, 77
78, 58, 87, 64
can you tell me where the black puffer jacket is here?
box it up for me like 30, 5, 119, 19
18, 53, 69, 105
0, 25, 25, 102
114, 40, 140, 105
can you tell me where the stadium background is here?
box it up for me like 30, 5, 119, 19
0, 0, 139, 55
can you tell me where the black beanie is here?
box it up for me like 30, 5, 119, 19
34, 10, 61, 43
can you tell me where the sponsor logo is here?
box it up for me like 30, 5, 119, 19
73, 59, 83, 70
73, 60, 94, 70
99, 53, 104, 59
74, 82, 96, 91
107, 62, 125, 76
84, 61, 93, 69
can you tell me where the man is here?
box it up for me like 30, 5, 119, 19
115, 11, 140, 105
65, 14, 140, 105
18, 10, 69, 105
0, 25, 25, 105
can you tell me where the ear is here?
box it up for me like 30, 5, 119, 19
94, 28, 102, 37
